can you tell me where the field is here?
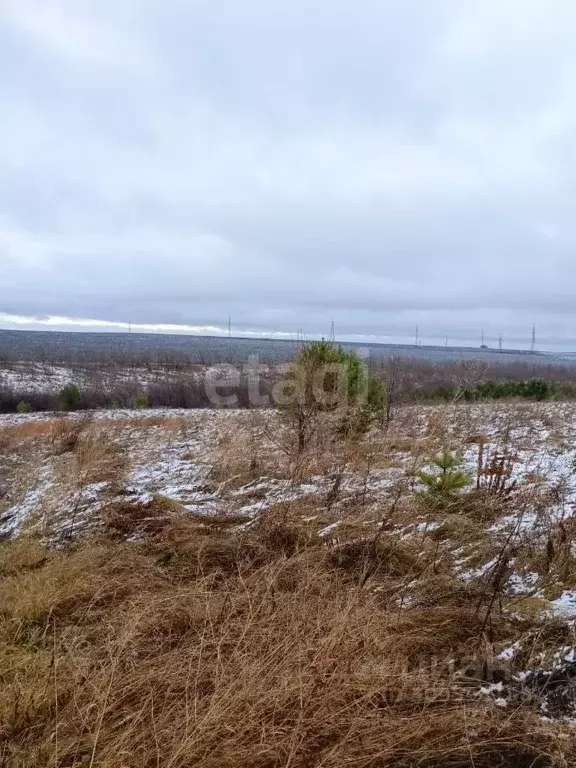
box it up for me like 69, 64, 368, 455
2, 400, 576, 766
0, 328, 565, 365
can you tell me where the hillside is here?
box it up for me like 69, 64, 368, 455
2, 402, 576, 765
0, 328, 558, 366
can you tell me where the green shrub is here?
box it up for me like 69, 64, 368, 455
59, 383, 82, 411
523, 379, 551, 401
427, 378, 554, 403
367, 375, 387, 413
16, 400, 32, 414
338, 378, 387, 439
134, 394, 149, 410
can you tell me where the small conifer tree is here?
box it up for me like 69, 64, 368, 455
419, 449, 470, 496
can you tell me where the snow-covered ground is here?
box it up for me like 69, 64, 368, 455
0, 362, 196, 393
0, 361, 285, 395
0, 364, 75, 393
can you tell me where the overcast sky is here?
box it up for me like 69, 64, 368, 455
1, 0, 576, 349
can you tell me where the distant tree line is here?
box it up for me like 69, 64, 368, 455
2, 354, 576, 413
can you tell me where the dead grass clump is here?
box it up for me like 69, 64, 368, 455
391, 727, 556, 768
210, 418, 277, 487
429, 513, 492, 547
153, 520, 318, 583
390, 605, 513, 662
259, 496, 322, 525
255, 521, 313, 557
49, 413, 92, 454
407, 571, 478, 609
327, 536, 418, 584
192, 537, 261, 575
166, 536, 276, 581
0, 541, 165, 626
251, 503, 321, 553
445, 488, 511, 525
385, 436, 432, 458
185, 511, 251, 530
0, 537, 47, 577
425, 409, 450, 441
103, 495, 187, 538
55, 423, 129, 492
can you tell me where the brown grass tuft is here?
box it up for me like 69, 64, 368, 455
327, 536, 418, 584
55, 423, 129, 492
49, 413, 93, 454
102, 495, 187, 538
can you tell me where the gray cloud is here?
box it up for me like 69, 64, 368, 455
1, 0, 576, 349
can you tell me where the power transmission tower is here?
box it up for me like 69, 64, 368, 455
329, 320, 335, 343
228, 317, 232, 338
499, 334, 503, 352
445, 335, 448, 348
128, 322, 132, 334
531, 325, 536, 353
481, 329, 485, 347
415, 325, 420, 347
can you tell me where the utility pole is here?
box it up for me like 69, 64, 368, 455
415, 325, 420, 347
228, 317, 232, 338
445, 334, 448, 348
531, 325, 536, 353
481, 329, 485, 347
499, 334, 503, 352
128, 322, 132, 334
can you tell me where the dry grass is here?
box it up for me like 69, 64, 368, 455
102, 495, 189, 538
53, 425, 129, 492
0, 420, 56, 444
0, 414, 183, 450
0, 527, 571, 768
209, 413, 289, 487
3, 402, 576, 765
